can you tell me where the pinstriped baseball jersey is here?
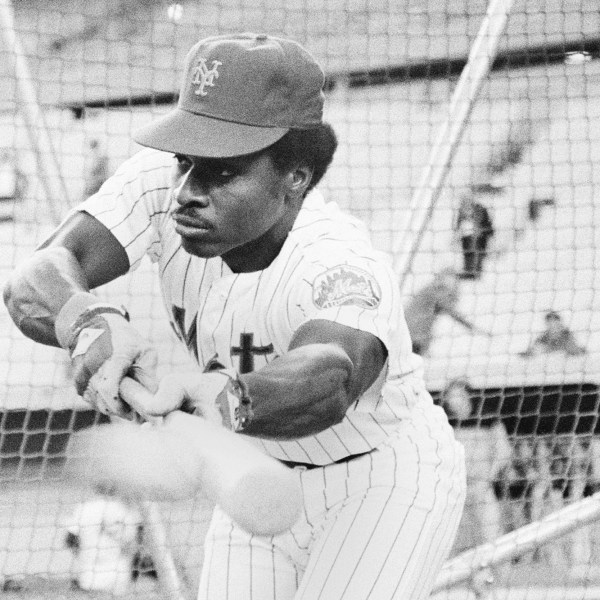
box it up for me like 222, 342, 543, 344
77, 148, 430, 464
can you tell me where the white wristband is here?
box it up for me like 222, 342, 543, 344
55, 292, 129, 351
54, 292, 100, 349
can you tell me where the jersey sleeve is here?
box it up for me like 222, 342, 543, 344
74, 148, 173, 269
286, 247, 414, 371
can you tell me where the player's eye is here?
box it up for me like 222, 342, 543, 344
174, 154, 193, 170
205, 160, 237, 181
217, 167, 235, 179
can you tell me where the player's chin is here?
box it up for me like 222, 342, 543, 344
179, 235, 224, 258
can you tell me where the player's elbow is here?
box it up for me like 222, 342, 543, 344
2, 275, 13, 312
4, 279, 59, 346
3, 259, 62, 347
326, 387, 352, 426
3, 273, 25, 332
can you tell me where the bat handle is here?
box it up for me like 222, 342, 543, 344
119, 377, 164, 425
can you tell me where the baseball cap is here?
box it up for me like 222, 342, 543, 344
134, 33, 325, 158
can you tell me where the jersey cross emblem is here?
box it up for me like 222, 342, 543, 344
232, 333, 273, 374
191, 58, 222, 96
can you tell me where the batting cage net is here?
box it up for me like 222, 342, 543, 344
1, 0, 599, 598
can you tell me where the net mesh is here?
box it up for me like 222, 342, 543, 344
1, 0, 599, 597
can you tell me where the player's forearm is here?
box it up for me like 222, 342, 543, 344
3, 247, 91, 347
241, 343, 354, 440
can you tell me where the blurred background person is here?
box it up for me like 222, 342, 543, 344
440, 378, 512, 549
82, 139, 109, 199
519, 310, 585, 357
545, 434, 600, 577
0, 149, 27, 221
498, 435, 552, 565
455, 190, 495, 279
404, 268, 491, 356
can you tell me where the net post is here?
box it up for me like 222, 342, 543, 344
393, 0, 515, 292
0, 0, 72, 224
138, 501, 189, 600
433, 491, 600, 593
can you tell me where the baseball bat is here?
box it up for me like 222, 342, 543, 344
68, 377, 303, 536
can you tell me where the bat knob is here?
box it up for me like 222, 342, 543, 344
226, 468, 303, 535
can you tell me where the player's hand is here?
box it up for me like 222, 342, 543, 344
140, 370, 253, 431
72, 314, 158, 418
55, 294, 157, 418
141, 372, 225, 425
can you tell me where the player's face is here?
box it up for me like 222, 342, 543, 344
170, 151, 299, 271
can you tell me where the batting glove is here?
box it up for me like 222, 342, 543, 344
142, 370, 253, 431
55, 292, 158, 418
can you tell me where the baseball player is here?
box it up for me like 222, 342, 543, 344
4, 33, 465, 599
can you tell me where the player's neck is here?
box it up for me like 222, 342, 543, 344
222, 206, 299, 273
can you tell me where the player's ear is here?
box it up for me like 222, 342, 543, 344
288, 165, 313, 197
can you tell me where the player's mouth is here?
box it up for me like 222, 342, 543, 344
172, 208, 213, 238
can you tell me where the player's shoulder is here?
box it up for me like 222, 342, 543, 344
280, 193, 396, 309
290, 190, 384, 262
78, 148, 174, 222
111, 148, 173, 180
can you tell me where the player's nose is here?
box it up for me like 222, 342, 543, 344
173, 168, 210, 207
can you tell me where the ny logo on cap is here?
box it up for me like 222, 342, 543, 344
191, 58, 222, 96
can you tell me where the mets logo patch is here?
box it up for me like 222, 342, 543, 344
312, 265, 381, 309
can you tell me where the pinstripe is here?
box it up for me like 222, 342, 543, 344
179, 254, 193, 305
117, 187, 170, 231
208, 276, 236, 352
371, 433, 422, 595
159, 244, 183, 278
195, 279, 212, 367
411, 456, 464, 598
251, 271, 265, 310
387, 426, 439, 598
410, 459, 464, 599
225, 519, 235, 600
336, 451, 402, 599
263, 248, 302, 334
400, 413, 465, 598
314, 437, 335, 463
330, 427, 352, 454
199, 514, 218, 600
248, 534, 253, 600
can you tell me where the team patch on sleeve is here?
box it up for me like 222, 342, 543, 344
312, 265, 381, 309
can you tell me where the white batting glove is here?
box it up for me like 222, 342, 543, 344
142, 370, 253, 431
55, 293, 158, 418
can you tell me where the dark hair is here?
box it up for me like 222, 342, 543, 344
545, 310, 561, 321
264, 123, 338, 194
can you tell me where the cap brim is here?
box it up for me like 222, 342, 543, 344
133, 108, 289, 158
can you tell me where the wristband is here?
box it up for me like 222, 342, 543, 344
55, 292, 130, 350
67, 304, 130, 359
71, 303, 130, 331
